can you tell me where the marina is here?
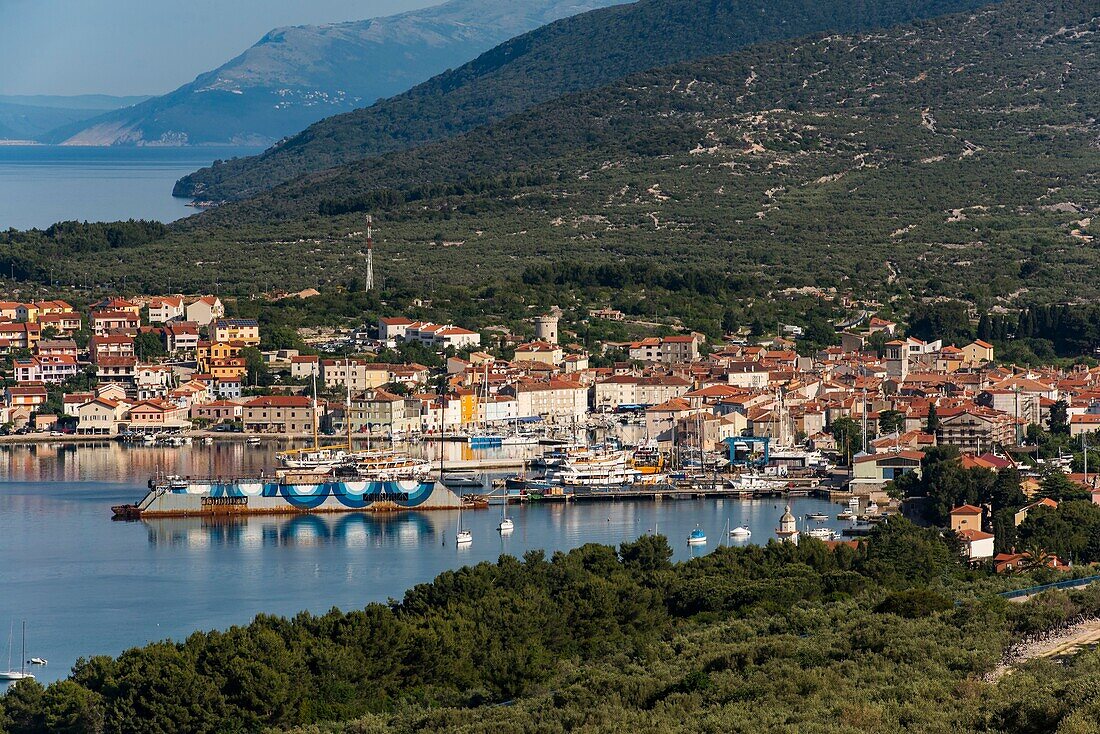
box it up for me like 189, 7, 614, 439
0, 441, 857, 685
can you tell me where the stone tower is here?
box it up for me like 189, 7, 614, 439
535, 314, 559, 345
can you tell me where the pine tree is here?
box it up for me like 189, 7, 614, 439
926, 403, 940, 435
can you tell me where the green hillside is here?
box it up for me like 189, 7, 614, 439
3, 0, 1096, 318
174, 0, 1001, 201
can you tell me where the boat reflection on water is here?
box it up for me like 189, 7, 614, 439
143, 512, 447, 549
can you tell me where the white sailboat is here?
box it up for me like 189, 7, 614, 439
1, 621, 34, 682
455, 495, 472, 545
497, 492, 514, 533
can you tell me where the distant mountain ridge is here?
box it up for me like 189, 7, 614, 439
175, 0, 1003, 201
0, 95, 148, 142
39, 0, 626, 148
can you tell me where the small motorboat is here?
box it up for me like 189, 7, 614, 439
729, 526, 751, 539
806, 512, 829, 522
807, 527, 837, 541
246, 436, 261, 446
837, 510, 854, 520
27, 657, 46, 666
456, 529, 473, 545
866, 501, 880, 514
687, 527, 707, 546
441, 470, 484, 488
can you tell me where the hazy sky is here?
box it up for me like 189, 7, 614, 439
0, 0, 440, 97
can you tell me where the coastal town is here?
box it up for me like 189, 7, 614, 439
1, 290, 1097, 566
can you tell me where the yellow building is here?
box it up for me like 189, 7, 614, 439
513, 341, 563, 365
459, 390, 479, 426
197, 342, 244, 373
211, 319, 260, 346
960, 339, 994, 366
949, 504, 983, 533
209, 358, 248, 380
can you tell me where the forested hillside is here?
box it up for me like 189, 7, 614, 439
174, 0, 1000, 200
3, 0, 1096, 316
3, 524, 1100, 733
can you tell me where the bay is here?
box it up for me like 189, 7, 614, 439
0, 146, 264, 230
0, 442, 851, 685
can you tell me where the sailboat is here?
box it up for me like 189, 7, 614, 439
456, 500, 473, 545
1, 621, 34, 682
497, 492, 514, 533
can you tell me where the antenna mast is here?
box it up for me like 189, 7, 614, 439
364, 215, 375, 292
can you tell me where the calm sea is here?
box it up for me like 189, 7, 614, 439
0, 442, 849, 685
0, 146, 263, 230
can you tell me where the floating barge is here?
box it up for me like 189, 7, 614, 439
112, 473, 470, 519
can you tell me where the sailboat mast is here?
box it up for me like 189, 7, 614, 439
345, 357, 353, 452
310, 371, 319, 451
20, 620, 25, 677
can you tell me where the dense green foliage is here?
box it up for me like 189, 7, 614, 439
175, 0, 998, 200
980, 306, 1100, 361
0, 221, 166, 285
7, 522, 1100, 733
1019, 502, 1100, 564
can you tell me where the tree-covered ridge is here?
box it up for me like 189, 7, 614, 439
4, 0, 1096, 310
174, 0, 1002, 201
2, 524, 1100, 733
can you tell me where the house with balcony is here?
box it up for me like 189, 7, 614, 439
91, 310, 139, 336
13, 355, 79, 384
211, 318, 260, 346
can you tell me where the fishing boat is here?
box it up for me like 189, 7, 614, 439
1, 621, 34, 682
687, 527, 707, 546
729, 525, 752, 538
630, 441, 665, 474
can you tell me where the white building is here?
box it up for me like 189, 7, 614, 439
147, 296, 185, 323
185, 296, 224, 327
506, 380, 588, 424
